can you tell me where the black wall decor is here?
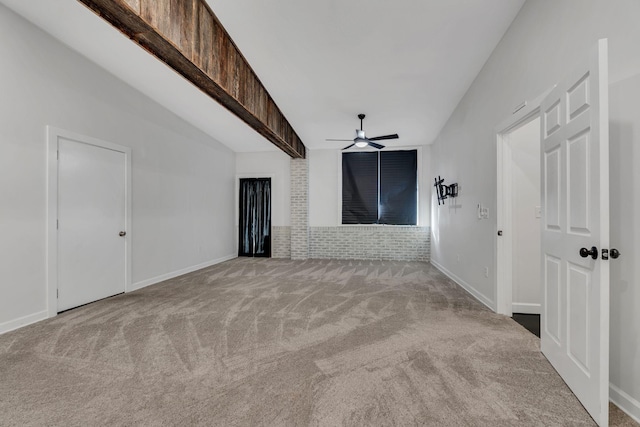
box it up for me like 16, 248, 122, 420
434, 176, 458, 205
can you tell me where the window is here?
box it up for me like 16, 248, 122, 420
342, 150, 417, 225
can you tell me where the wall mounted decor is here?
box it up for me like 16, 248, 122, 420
434, 176, 458, 205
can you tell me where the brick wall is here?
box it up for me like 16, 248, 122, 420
272, 226, 291, 259
290, 159, 309, 260
284, 158, 430, 262
309, 226, 430, 261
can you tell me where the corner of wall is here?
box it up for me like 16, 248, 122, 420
610, 384, 640, 425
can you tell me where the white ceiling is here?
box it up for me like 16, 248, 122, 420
1, 0, 525, 153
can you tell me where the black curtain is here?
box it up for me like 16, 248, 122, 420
379, 150, 417, 225
342, 152, 378, 224
239, 178, 271, 257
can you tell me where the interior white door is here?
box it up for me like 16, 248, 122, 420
58, 138, 127, 311
540, 39, 609, 426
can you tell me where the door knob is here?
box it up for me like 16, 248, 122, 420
610, 248, 621, 259
579, 246, 598, 260
119, 231, 126, 237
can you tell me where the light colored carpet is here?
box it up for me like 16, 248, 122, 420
0, 258, 626, 426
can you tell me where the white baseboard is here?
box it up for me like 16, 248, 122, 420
129, 254, 236, 292
0, 310, 49, 335
610, 383, 640, 424
512, 303, 541, 314
430, 259, 495, 311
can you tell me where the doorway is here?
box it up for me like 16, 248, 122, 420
510, 117, 542, 315
238, 178, 271, 257
497, 114, 542, 318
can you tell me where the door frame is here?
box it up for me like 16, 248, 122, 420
46, 126, 132, 317
495, 89, 552, 316
235, 174, 274, 257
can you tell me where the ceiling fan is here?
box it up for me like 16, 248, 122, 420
326, 114, 399, 150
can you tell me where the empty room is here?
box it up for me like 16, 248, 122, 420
1, 0, 639, 426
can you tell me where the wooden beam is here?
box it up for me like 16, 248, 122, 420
78, 0, 306, 158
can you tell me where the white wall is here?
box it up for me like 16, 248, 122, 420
609, 73, 640, 420
510, 117, 541, 313
309, 147, 432, 227
308, 149, 339, 226
236, 151, 291, 226
430, 0, 640, 419
0, 4, 236, 332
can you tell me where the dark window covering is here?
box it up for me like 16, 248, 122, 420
342, 152, 378, 224
342, 150, 417, 225
379, 150, 417, 225
239, 178, 271, 257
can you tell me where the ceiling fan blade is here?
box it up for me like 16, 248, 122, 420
342, 143, 356, 150
368, 141, 385, 150
368, 133, 398, 141
326, 139, 354, 141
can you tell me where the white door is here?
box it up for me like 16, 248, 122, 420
540, 39, 609, 426
58, 138, 127, 311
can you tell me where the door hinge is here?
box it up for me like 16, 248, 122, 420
57, 150, 59, 160
56, 289, 58, 298
56, 219, 59, 230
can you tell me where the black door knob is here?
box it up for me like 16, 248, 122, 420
610, 248, 621, 259
579, 246, 598, 260
119, 231, 127, 237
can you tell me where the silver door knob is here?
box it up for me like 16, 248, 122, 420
119, 231, 126, 237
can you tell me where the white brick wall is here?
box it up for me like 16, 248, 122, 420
284, 158, 430, 262
309, 226, 430, 261
272, 226, 291, 258
290, 159, 309, 260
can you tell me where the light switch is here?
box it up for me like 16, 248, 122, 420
477, 204, 489, 219
535, 206, 542, 218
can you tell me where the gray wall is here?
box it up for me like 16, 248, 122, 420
0, 4, 236, 332
430, 0, 640, 419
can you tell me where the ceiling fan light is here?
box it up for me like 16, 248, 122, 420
355, 140, 368, 148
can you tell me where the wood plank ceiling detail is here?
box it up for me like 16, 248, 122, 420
78, 0, 306, 158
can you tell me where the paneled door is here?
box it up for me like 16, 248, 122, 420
57, 138, 127, 311
540, 39, 610, 426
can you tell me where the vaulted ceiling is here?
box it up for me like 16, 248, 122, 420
1, 0, 525, 153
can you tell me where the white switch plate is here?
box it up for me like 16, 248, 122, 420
535, 206, 542, 218
477, 204, 489, 219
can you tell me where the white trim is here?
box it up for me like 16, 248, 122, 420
496, 134, 514, 316
495, 88, 552, 316
512, 303, 541, 315
0, 310, 49, 335
46, 126, 132, 318
610, 384, 640, 424
430, 259, 495, 311
130, 254, 236, 292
